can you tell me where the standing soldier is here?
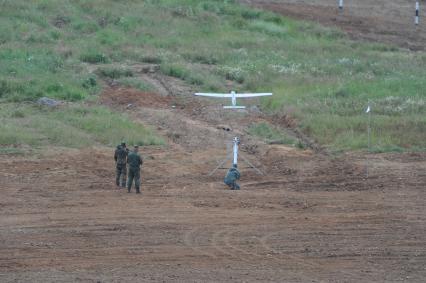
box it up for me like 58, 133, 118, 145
224, 164, 240, 190
127, 145, 143, 194
114, 142, 129, 188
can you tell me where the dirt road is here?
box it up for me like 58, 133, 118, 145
240, 0, 426, 51
1, 86, 425, 282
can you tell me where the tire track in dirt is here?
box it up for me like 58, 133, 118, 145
183, 226, 218, 260
259, 230, 376, 282
211, 226, 322, 282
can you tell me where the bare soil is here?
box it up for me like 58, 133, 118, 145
239, 0, 426, 51
1, 82, 425, 282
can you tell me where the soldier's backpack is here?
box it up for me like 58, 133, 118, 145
116, 146, 128, 165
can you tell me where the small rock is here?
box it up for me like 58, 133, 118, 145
37, 97, 61, 107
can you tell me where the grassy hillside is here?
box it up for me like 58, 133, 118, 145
0, 103, 164, 151
0, 0, 425, 151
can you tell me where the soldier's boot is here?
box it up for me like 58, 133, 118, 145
235, 183, 240, 190
136, 187, 141, 194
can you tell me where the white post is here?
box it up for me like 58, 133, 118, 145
339, 0, 344, 11
366, 103, 371, 178
416, 1, 420, 25
233, 137, 239, 166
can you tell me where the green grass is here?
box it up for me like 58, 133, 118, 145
97, 67, 133, 79
248, 122, 297, 145
0, 0, 425, 151
0, 103, 164, 148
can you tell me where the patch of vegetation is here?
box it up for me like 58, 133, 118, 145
80, 52, 110, 64
0, 147, 26, 155
0, 104, 164, 148
160, 64, 189, 80
82, 76, 98, 90
160, 63, 205, 86
248, 122, 297, 145
116, 77, 153, 91
141, 55, 163, 64
97, 67, 133, 79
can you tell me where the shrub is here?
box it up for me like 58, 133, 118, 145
217, 66, 245, 84
82, 76, 97, 89
97, 67, 133, 79
0, 80, 11, 97
80, 52, 109, 64
160, 64, 189, 79
141, 56, 162, 64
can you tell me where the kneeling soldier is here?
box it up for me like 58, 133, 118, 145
224, 164, 240, 190
127, 145, 143, 194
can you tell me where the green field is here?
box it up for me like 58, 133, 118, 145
0, 0, 425, 151
0, 103, 164, 148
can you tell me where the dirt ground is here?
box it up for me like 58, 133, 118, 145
1, 81, 425, 282
239, 0, 426, 51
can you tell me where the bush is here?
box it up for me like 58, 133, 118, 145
80, 52, 109, 64
160, 64, 189, 79
217, 66, 245, 84
141, 56, 162, 64
241, 9, 261, 20
97, 67, 133, 79
82, 76, 97, 89
183, 53, 219, 65
0, 80, 11, 97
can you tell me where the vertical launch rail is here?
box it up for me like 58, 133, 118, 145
209, 136, 264, 176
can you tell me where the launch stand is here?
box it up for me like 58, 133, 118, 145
209, 137, 264, 176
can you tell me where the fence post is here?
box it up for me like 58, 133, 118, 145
416, 1, 420, 25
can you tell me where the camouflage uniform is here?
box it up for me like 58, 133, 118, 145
127, 150, 143, 193
114, 145, 128, 187
224, 167, 241, 190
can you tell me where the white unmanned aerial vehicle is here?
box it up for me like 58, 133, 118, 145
194, 91, 272, 109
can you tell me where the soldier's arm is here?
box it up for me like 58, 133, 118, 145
139, 156, 143, 166
114, 150, 118, 162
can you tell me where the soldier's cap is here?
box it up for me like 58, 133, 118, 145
121, 142, 126, 146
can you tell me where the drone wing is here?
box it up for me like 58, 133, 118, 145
194, 93, 233, 98
234, 93, 273, 98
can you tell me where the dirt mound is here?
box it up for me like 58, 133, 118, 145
100, 87, 173, 109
